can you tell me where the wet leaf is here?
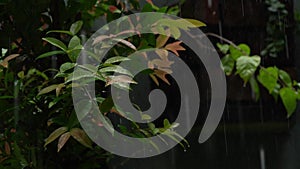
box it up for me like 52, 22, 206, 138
43, 37, 67, 52
57, 132, 71, 152
279, 87, 298, 117
257, 67, 279, 93
104, 56, 130, 64
229, 44, 251, 60
236, 55, 260, 83
70, 20, 83, 35
59, 62, 76, 73
38, 84, 59, 95
163, 119, 171, 128
221, 55, 235, 75
217, 43, 230, 54
279, 69, 292, 87
68, 36, 81, 49
44, 127, 68, 147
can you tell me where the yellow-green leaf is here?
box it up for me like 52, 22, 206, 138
38, 84, 59, 95
44, 127, 68, 147
184, 19, 206, 27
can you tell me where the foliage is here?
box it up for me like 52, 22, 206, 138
217, 41, 299, 117
0, 0, 204, 168
261, 0, 288, 57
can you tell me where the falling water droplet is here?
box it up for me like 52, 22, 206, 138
260, 146, 266, 169
223, 116, 229, 155
285, 35, 289, 59
241, 0, 245, 17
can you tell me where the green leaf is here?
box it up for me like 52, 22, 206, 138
236, 55, 261, 83
163, 119, 171, 128
257, 67, 279, 93
70, 20, 83, 35
67, 49, 81, 62
279, 87, 298, 117
141, 3, 154, 12
70, 128, 92, 149
142, 114, 152, 120
249, 76, 260, 101
99, 65, 133, 76
65, 68, 94, 83
104, 56, 130, 64
36, 50, 65, 60
221, 54, 235, 75
42, 37, 67, 52
229, 44, 251, 60
68, 36, 81, 49
217, 43, 230, 54
44, 127, 68, 147
279, 69, 292, 87
59, 62, 76, 73
38, 84, 59, 95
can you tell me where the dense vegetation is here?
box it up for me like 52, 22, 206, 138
0, 0, 299, 168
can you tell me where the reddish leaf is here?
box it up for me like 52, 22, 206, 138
0, 54, 19, 68
106, 75, 136, 87
151, 59, 173, 69
70, 128, 92, 149
92, 35, 110, 45
4, 142, 11, 155
109, 6, 120, 13
153, 69, 170, 85
113, 38, 137, 50
55, 83, 65, 96
149, 74, 159, 86
165, 41, 185, 56
155, 49, 168, 59
57, 132, 71, 152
